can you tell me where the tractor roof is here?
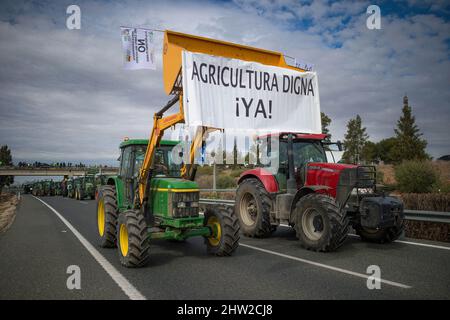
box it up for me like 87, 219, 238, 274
120, 139, 179, 148
258, 133, 328, 141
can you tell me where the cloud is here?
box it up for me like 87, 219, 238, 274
0, 0, 449, 166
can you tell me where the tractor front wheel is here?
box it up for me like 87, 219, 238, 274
117, 210, 150, 268
354, 223, 404, 243
204, 205, 240, 256
97, 186, 118, 248
294, 193, 349, 252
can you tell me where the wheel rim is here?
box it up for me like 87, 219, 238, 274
119, 223, 129, 257
301, 208, 324, 241
206, 216, 222, 246
97, 200, 105, 237
240, 192, 258, 226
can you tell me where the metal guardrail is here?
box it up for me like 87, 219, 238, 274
199, 198, 450, 224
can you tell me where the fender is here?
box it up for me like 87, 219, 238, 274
238, 168, 279, 193
289, 185, 331, 222
106, 175, 125, 210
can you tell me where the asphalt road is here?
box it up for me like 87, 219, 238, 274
0, 195, 449, 300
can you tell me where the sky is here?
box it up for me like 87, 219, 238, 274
0, 0, 449, 167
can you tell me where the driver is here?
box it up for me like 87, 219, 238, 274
153, 152, 169, 175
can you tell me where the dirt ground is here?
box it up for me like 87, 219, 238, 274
0, 193, 19, 233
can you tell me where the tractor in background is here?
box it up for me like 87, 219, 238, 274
42, 180, 55, 196
235, 133, 404, 251
66, 178, 75, 198
75, 175, 96, 200
94, 173, 107, 199
32, 181, 43, 196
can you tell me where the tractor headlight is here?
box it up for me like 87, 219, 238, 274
190, 201, 199, 208
177, 202, 186, 208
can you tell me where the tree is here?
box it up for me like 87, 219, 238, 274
342, 115, 369, 164
0, 145, 14, 194
321, 112, 332, 141
391, 96, 429, 163
361, 141, 378, 163
376, 137, 397, 163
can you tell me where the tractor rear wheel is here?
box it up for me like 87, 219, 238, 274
354, 223, 404, 243
235, 178, 273, 238
97, 186, 118, 248
204, 205, 240, 256
294, 193, 349, 252
117, 210, 150, 268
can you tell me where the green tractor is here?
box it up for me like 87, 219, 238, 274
96, 139, 240, 268
66, 178, 76, 198
75, 175, 96, 200
32, 181, 44, 196
42, 180, 55, 196
94, 173, 107, 200
53, 180, 62, 196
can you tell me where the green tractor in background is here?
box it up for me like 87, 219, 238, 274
53, 180, 62, 196
94, 173, 107, 200
75, 175, 96, 200
42, 180, 55, 196
96, 139, 239, 267
66, 178, 75, 198
31, 181, 44, 196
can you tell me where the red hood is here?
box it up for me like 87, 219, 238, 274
307, 162, 356, 170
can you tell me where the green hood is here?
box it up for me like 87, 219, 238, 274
150, 177, 198, 190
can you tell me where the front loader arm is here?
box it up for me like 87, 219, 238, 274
138, 95, 184, 207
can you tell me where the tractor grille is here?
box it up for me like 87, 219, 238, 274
170, 191, 199, 218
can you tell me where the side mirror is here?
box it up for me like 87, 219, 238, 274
336, 140, 343, 151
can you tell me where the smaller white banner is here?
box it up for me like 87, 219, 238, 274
121, 27, 156, 70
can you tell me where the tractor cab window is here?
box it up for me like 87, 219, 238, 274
133, 146, 147, 178
120, 146, 133, 178
292, 141, 327, 169
152, 145, 181, 178
275, 140, 327, 178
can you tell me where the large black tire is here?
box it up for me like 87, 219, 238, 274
96, 186, 118, 248
117, 210, 150, 268
354, 222, 404, 243
294, 193, 349, 252
235, 178, 273, 238
204, 205, 240, 256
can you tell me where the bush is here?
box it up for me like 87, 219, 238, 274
394, 161, 438, 193
217, 175, 236, 189
196, 165, 213, 175
399, 193, 450, 211
230, 168, 245, 178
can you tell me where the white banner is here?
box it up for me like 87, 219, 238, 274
181, 51, 321, 133
121, 27, 156, 70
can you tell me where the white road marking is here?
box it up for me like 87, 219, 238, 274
240, 243, 412, 289
346, 233, 450, 251
33, 196, 146, 300
279, 224, 450, 251
79, 201, 89, 205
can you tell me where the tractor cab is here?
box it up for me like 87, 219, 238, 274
257, 133, 330, 192
117, 139, 187, 209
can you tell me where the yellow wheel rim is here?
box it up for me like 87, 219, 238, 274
119, 223, 129, 257
97, 200, 105, 237
207, 216, 222, 247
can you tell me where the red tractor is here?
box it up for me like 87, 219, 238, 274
235, 132, 404, 252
